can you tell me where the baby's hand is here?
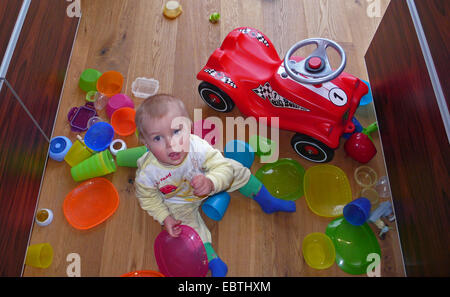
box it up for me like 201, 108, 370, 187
190, 174, 214, 197
163, 215, 182, 237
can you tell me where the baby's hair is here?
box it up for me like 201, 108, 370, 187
135, 94, 190, 140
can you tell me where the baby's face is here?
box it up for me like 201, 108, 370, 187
142, 107, 191, 166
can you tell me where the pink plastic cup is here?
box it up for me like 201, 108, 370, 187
106, 94, 135, 118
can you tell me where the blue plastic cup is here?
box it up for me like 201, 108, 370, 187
343, 197, 372, 226
224, 140, 255, 168
84, 122, 115, 152
202, 192, 231, 221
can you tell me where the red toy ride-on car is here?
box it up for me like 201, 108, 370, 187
197, 27, 368, 163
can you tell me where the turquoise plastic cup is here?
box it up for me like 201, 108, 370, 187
202, 192, 230, 221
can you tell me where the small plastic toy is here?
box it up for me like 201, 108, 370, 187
344, 122, 378, 163
343, 197, 371, 226
202, 192, 230, 221
109, 138, 127, 156
197, 27, 368, 163
84, 122, 115, 152
63, 178, 119, 230
224, 140, 254, 168
25, 243, 53, 268
360, 187, 380, 208
304, 164, 352, 217
131, 77, 159, 98
154, 225, 208, 277
111, 107, 136, 136
163, 1, 182, 19
368, 201, 395, 238
326, 217, 381, 275
342, 117, 363, 139
70, 149, 117, 182
49, 136, 72, 161
302, 232, 335, 270
255, 158, 305, 201
209, 12, 220, 23
67, 102, 97, 132
35, 208, 54, 227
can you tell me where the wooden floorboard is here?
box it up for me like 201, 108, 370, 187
23, 0, 405, 277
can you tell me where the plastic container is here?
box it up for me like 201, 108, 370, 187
343, 197, 372, 226
106, 93, 135, 118
354, 166, 378, 188
63, 178, 119, 230
131, 77, 159, 98
202, 192, 230, 221
70, 149, 117, 182
35, 208, 54, 227
79, 68, 102, 92
163, 1, 182, 19
302, 233, 335, 270
249, 134, 275, 157
49, 136, 72, 161
255, 158, 305, 201
154, 225, 208, 277
96, 71, 124, 97
111, 107, 136, 136
68, 104, 97, 132
64, 139, 94, 167
25, 243, 53, 268
375, 175, 391, 198
304, 165, 352, 217
116, 146, 148, 167
87, 116, 103, 129
84, 122, 115, 152
224, 140, 254, 168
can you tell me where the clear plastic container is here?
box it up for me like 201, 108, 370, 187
375, 176, 391, 198
131, 77, 159, 98
354, 166, 377, 188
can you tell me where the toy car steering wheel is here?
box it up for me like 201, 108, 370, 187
283, 38, 346, 84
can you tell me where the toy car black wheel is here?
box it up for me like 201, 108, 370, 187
291, 133, 334, 163
198, 81, 235, 112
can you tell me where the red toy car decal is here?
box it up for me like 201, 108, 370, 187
238, 28, 269, 47
253, 82, 310, 111
204, 68, 237, 88
159, 184, 177, 195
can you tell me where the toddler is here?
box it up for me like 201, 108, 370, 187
134, 94, 295, 277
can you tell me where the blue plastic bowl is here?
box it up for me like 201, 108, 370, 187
84, 122, 114, 152
224, 140, 254, 168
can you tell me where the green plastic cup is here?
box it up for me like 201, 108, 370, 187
71, 150, 116, 182
25, 243, 53, 268
79, 68, 102, 92
116, 146, 147, 167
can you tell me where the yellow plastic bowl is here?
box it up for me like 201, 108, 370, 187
304, 165, 352, 217
302, 232, 335, 270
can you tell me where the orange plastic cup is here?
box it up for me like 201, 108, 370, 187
111, 107, 136, 136
96, 71, 124, 97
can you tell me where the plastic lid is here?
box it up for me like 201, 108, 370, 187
49, 136, 72, 161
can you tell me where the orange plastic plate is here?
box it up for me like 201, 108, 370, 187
63, 178, 119, 230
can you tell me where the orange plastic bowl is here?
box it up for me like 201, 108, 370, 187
121, 270, 165, 277
96, 71, 124, 97
111, 107, 136, 136
63, 178, 119, 230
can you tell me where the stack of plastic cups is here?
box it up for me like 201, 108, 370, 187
64, 139, 94, 167
71, 150, 117, 182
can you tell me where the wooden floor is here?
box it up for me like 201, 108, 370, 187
24, 0, 405, 277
